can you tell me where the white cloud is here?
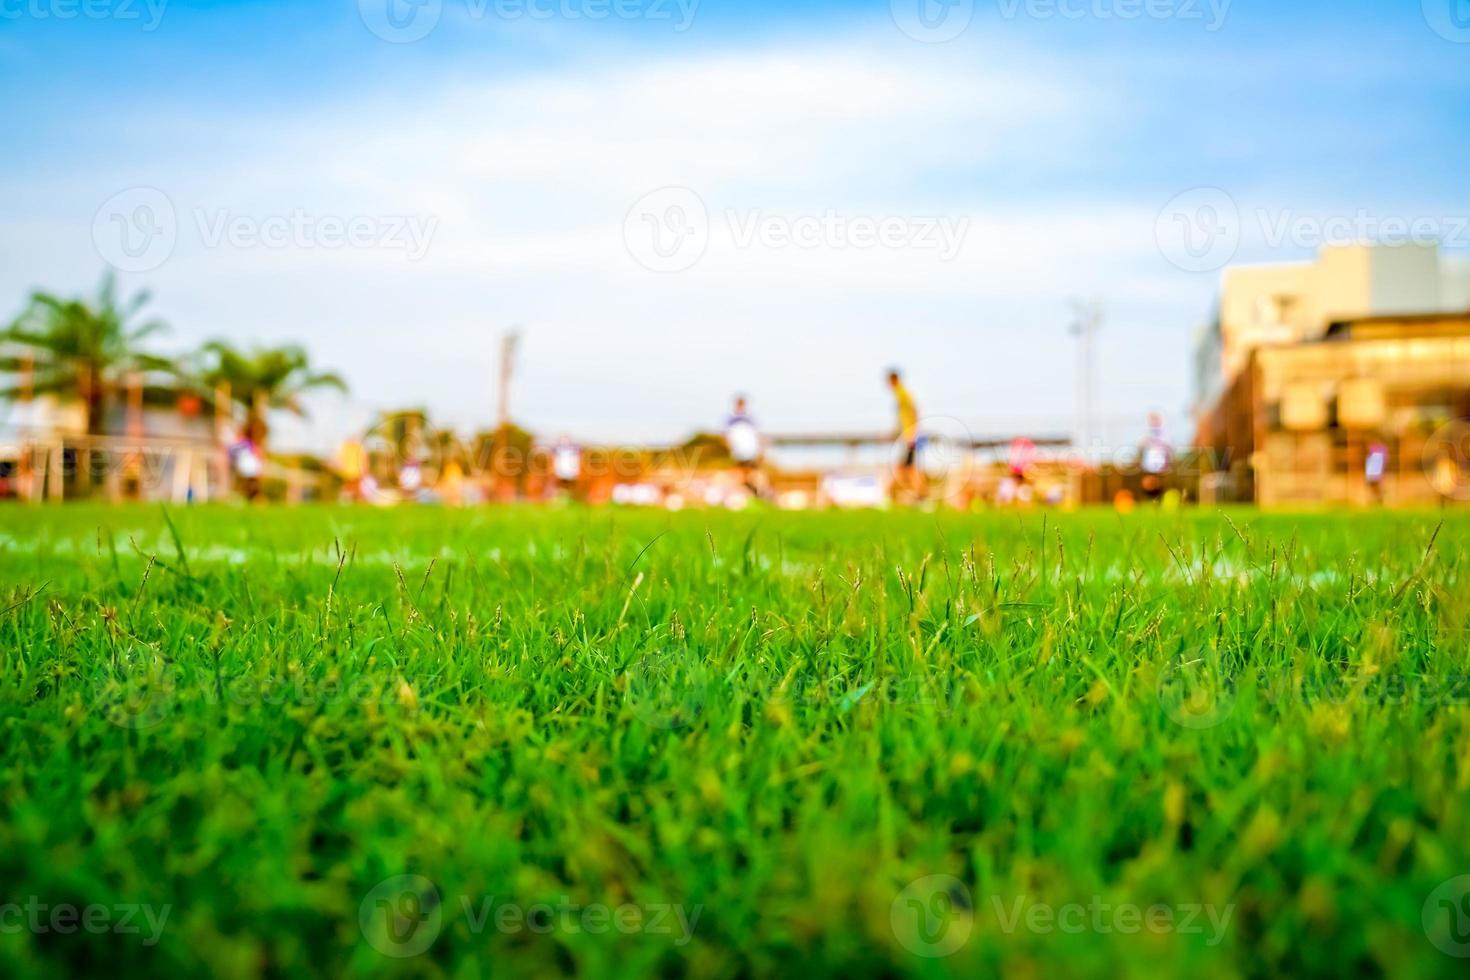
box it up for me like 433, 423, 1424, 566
2, 30, 1199, 449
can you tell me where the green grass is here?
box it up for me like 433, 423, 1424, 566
0, 504, 1467, 978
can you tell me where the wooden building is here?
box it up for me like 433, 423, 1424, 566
1196, 311, 1470, 506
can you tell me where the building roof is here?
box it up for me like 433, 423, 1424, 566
1322, 309, 1470, 342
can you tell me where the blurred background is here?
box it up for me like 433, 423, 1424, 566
1, 0, 1466, 507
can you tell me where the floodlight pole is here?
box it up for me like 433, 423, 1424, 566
497, 328, 520, 430
1069, 299, 1102, 460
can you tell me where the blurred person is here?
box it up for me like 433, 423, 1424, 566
996, 474, 1018, 506
438, 455, 466, 506
231, 420, 265, 500
888, 369, 922, 502
552, 435, 583, 499
1433, 453, 1460, 503
725, 396, 765, 497
336, 438, 366, 502
1007, 437, 1036, 489
1430, 428, 1465, 504
1365, 440, 1388, 506
1138, 413, 1173, 502
398, 453, 423, 500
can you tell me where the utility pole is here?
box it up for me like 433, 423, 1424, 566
497, 328, 521, 430
1069, 298, 1103, 459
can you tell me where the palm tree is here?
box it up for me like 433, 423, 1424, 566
1, 273, 175, 434
192, 340, 347, 452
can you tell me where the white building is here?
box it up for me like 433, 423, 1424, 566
1194, 243, 1470, 415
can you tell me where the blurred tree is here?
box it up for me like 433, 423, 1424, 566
1, 273, 176, 434
675, 431, 730, 464
472, 422, 535, 497
193, 341, 346, 452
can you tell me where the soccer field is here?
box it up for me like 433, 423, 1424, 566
0, 505, 1467, 978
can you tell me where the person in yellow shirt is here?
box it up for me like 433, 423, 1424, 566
336, 438, 366, 502
888, 368, 923, 503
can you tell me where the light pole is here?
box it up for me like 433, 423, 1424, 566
1069, 298, 1103, 460
497, 328, 520, 430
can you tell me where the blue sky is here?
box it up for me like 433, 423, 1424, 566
2, 0, 1468, 449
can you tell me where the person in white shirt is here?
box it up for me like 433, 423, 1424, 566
725, 396, 765, 496
1138, 412, 1173, 501
1365, 440, 1388, 505
552, 435, 582, 499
